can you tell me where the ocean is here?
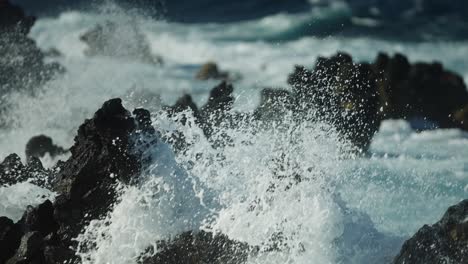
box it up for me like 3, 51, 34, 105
1, 0, 467, 263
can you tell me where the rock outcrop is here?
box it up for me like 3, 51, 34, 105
0, 98, 147, 263
285, 52, 468, 151
0, 154, 51, 188
288, 52, 381, 151
25, 135, 68, 163
394, 199, 468, 264
0, 98, 249, 263
139, 231, 249, 264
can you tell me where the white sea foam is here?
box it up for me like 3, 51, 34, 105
0, 3, 467, 264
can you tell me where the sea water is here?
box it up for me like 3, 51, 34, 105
0, 3, 467, 264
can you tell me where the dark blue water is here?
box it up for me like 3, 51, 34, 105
12, 0, 468, 41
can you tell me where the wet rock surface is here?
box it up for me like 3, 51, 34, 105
288, 52, 381, 151
0, 98, 249, 263
0, 98, 146, 263
285, 52, 468, 151
139, 231, 250, 264
25, 135, 68, 163
0, 154, 52, 188
394, 199, 468, 264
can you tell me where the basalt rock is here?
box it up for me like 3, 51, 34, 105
50, 98, 142, 245
25, 135, 68, 163
1, 98, 251, 263
394, 199, 468, 264
139, 231, 250, 264
167, 82, 236, 146
286, 52, 468, 151
0, 154, 52, 188
0, 98, 154, 263
0, 0, 36, 34
288, 52, 381, 151
0, 217, 22, 263
373, 52, 468, 130
254, 88, 294, 122
200, 81, 234, 132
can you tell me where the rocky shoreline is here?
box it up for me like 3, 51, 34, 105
0, 0, 467, 263
0, 98, 466, 263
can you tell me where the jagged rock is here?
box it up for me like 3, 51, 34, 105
373, 52, 468, 130
199, 81, 235, 144
17, 200, 57, 237
0, 217, 22, 263
288, 52, 381, 151
0, 98, 156, 263
0, 0, 36, 34
254, 88, 294, 122
139, 231, 250, 264
0, 98, 253, 263
6, 231, 44, 264
394, 199, 468, 264
0, 154, 51, 188
285, 52, 468, 151
80, 21, 163, 65
50, 98, 143, 246
25, 135, 68, 162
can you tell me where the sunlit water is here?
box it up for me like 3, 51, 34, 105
0, 4, 467, 264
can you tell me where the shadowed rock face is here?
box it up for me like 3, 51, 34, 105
0, 98, 146, 263
394, 199, 468, 264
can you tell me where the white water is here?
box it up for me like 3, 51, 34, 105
0, 4, 467, 264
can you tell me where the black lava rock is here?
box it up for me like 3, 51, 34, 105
0, 154, 51, 188
0, 217, 22, 263
0, 98, 156, 263
288, 52, 381, 151
139, 231, 250, 264
25, 135, 68, 163
394, 199, 468, 264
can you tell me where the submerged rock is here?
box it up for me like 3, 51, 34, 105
394, 199, 468, 264
80, 21, 163, 65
